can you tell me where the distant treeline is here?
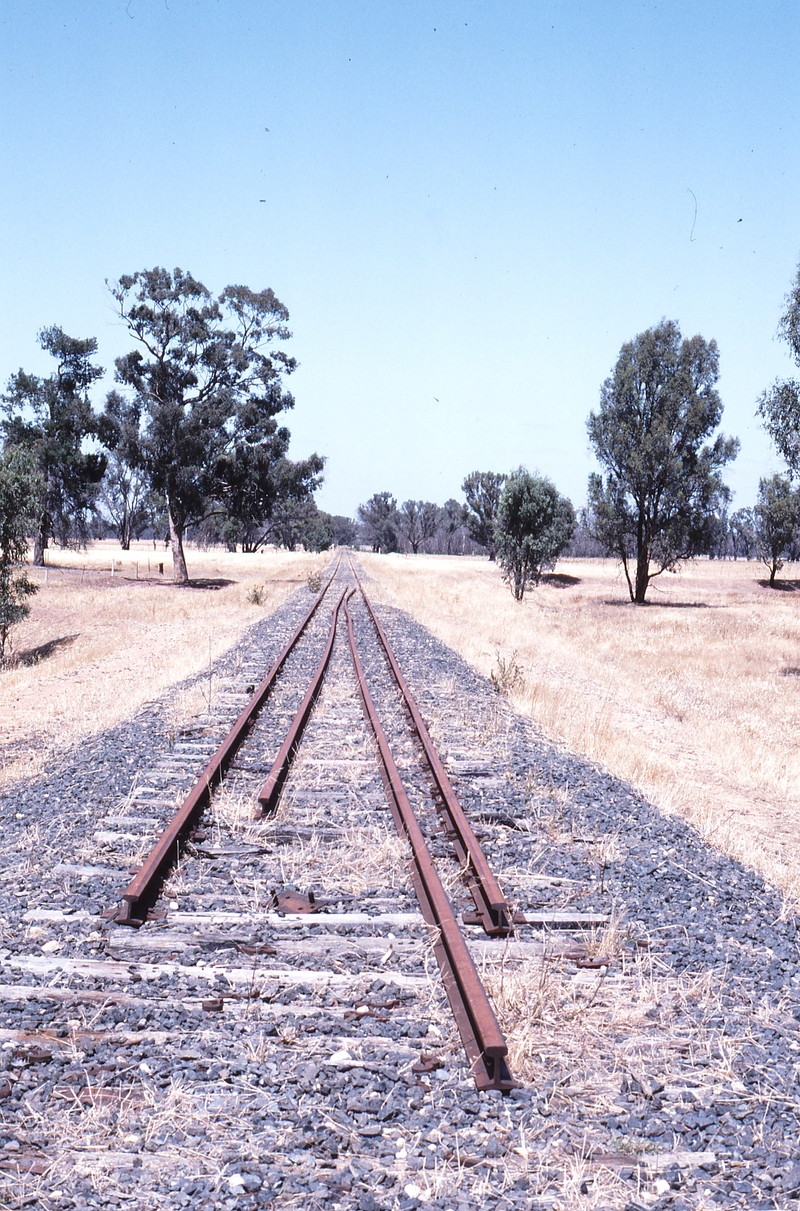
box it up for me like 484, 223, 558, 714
5, 251, 800, 632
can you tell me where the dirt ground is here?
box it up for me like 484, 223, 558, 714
0, 541, 328, 790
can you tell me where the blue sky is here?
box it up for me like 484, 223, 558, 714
2, 0, 799, 516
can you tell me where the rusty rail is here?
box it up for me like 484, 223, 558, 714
344, 594, 515, 1092
349, 561, 514, 936
256, 589, 347, 816
115, 563, 339, 926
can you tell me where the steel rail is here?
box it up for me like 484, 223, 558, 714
349, 560, 514, 936
115, 560, 340, 927
256, 588, 347, 816
344, 594, 515, 1092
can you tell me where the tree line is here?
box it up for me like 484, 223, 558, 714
0, 266, 332, 660
354, 252, 800, 604
5, 253, 800, 659
356, 472, 576, 601
0, 268, 329, 579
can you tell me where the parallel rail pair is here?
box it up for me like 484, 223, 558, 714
113, 562, 516, 1091
115, 561, 343, 928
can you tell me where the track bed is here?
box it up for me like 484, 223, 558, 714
0, 560, 798, 1209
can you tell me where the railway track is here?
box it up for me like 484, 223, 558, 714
109, 558, 533, 1092
5, 557, 796, 1207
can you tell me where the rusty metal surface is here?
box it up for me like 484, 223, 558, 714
270, 889, 318, 913
256, 589, 347, 816
115, 564, 339, 927
343, 595, 515, 1092
350, 562, 514, 937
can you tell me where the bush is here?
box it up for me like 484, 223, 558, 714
0, 448, 39, 664
495, 468, 575, 600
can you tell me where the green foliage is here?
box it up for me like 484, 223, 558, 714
107, 267, 323, 580
729, 507, 756, 560
97, 389, 157, 549
222, 450, 325, 553
0, 448, 39, 663
587, 319, 738, 603
462, 471, 506, 560
396, 500, 439, 554
330, 515, 357, 546
355, 489, 490, 556
754, 475, 800, 585
439, 499, 468, 554
757, 257, 800, 472
2, 327, 106, 564
298, 508, 335, 552
357, 492, 399, 552
495, 468, 575, 600
258, 496, 329, 551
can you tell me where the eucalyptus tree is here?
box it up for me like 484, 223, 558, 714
396, 499, 439, 554
439, 498, 468, 554
0, 448, 38, 663
495, 468, 575, 600
587, 319, 738, 603
97, 390, 154, 549
462, 470, 506, 560
108, 266, 318, 582
758, 255, 800, 471
754, 475, 800, 586
729, 507, 756, 560
2, 327, 106, 564
357, 492, 399, 552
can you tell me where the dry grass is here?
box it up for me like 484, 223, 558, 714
0, 541, 328, 790
359, 553, 800, 907
217, 790, 413, 897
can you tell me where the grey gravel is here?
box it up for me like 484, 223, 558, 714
0, 561, 797, 1209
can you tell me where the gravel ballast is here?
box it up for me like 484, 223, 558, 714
0, 563, 797, 1210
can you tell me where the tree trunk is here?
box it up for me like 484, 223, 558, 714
32, 514, 48, 567
619, 552, 635, 602
120, 510, 132, 550
168, 508, 189, 584
634, 547, 650, 604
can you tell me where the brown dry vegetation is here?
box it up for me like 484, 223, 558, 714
359, 553, 800, 909
5, 543, 800, 910
0, 541, 327, 790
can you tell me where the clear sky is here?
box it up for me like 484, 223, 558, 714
2, 0, 799, 517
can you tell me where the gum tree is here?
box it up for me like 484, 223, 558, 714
98, 390, 155, 549
729, 507, 756, 560
357, 492, 399, 552
495, 468, 575, 600
396, 500, 439, 554
2, 327, 106, 564
587, 319, 738, 603
757, 255, 800, 474
754, 475, 800, 586
0, 447, 38, 663
108, 267, 320, 583
462, 471, 506, 560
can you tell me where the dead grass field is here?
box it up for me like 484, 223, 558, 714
5, 542, 800, 907
0, 541, 327, 790
359, 552, 800, 908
